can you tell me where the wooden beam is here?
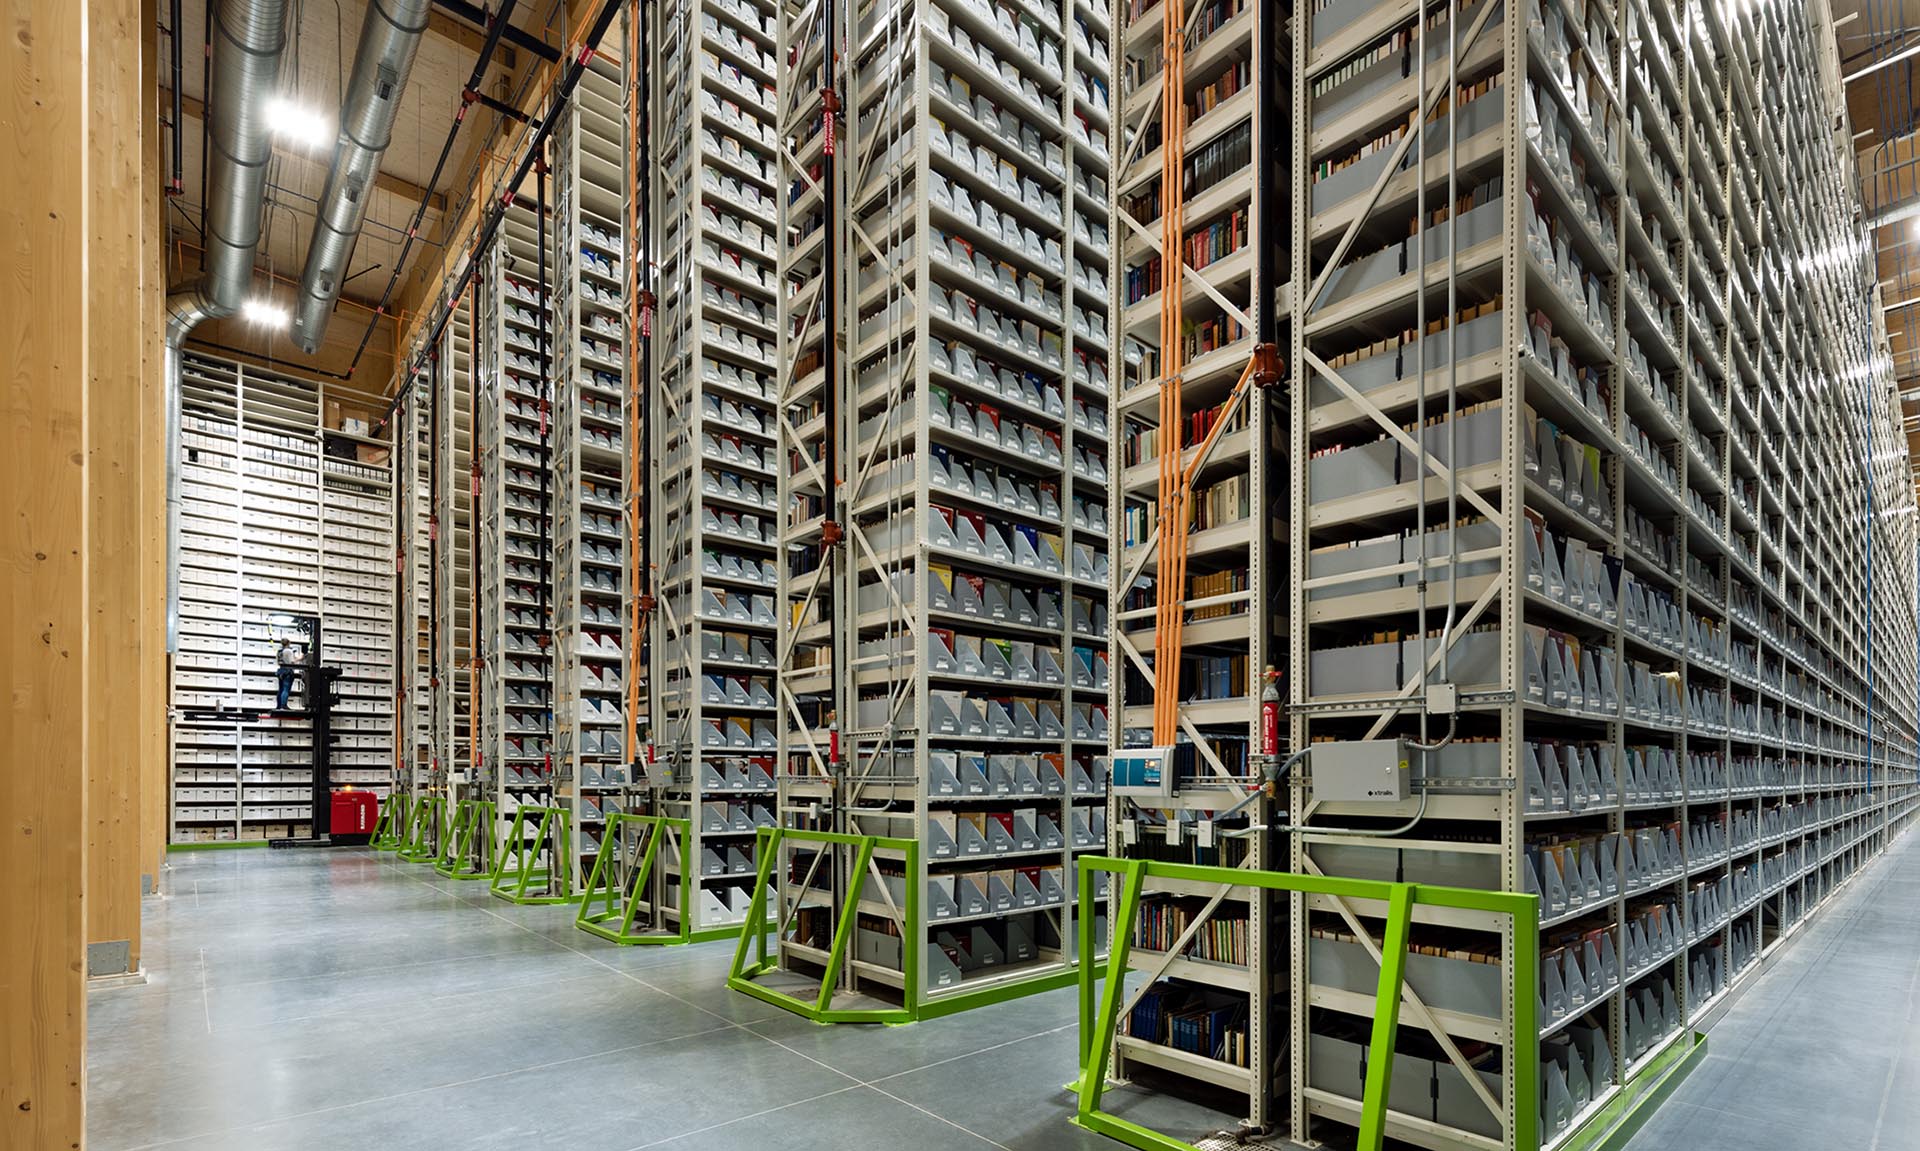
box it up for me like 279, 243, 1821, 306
166, 90, 449, 213
2, 0, 89, 1145
88, 0, 146, 980
427, 9, 488, 53
143, 0, 170, 899
388, 2, 616, 391
424, 10, 522, 69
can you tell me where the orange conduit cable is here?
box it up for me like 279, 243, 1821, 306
466, 280, 484, 789
1152, 0, 1188, 747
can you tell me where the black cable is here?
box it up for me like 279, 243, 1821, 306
347, 0, 524, 378
168, 0, 183, 194
632, 0, 655, 779
375, 0, 623, 423
536, 150, 554, 801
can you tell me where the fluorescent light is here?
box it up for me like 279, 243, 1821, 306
265, 96, 331, 148
242, 298, 290, 329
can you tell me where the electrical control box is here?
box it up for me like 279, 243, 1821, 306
1111, 746, 1177, 798
1309, 738, 1411, 803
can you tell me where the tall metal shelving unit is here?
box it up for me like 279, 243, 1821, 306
766, 0, 1115, 1014
475, 196, 565, 892
1278, 0, 1920, 1144
394, 364, 436, 814
650, 0, 787, 934
434, 300, 476, 805
321, 437, 400, 812
1103, 0, 1289, 1118
170, 351, 399, 844
552, 51, 635, 888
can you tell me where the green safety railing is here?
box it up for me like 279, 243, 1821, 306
1073, 855, 1540, 1151
488, 804, 575, 905
576, 814, 713, 945
433, 798, 496, 881
728, 826, 920, 1024
369, 793, 411, 851
396, 794, 447, 863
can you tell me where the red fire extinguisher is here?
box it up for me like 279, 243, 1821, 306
1260, 665, 1281, 760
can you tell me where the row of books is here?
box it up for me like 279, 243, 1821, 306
1188, 566, 1250, 621
1186, 653, 1251, 701
1134, 900, 1249, 965
1126, 982, 1250, 1067
1190, 473, 1251, 533
1310, 922, 1498, 964
1185, 121, 1252, 201
1121, 396, 1243, 465
1187, 60, 1250, 126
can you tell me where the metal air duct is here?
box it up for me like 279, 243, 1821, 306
288, 0, 433, 353
164, 0, 293, 650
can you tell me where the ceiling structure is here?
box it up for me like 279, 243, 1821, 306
161, 0, 569, 383
1843, 0, 1920, 489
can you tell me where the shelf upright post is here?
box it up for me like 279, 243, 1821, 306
434, 296, 476, 803
764, 0, 1114, 1016
477, 196, 560, 888
551, 42, 632, 894
650, 0, 786, 937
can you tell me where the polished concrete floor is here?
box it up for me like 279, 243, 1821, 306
1624, 822, 1920, 1151
89, 829, 1920, 1150
86, 847, 1235, 1151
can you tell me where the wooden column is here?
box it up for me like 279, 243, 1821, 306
2, 0, 90, 1143
87, 0, 148, 980
141, 0, 170, 899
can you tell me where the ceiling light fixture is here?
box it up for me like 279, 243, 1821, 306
242, 298, 291, 329
265, 96, 332, 148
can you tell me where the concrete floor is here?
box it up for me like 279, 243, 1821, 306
86, 848, 1236, 1151
1624, 823, 1920, 1151
88, 829, 1920, 1150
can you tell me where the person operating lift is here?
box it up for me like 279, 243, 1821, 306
276, 637, 304, 710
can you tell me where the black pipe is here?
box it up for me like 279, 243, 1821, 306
427, 346, 440, 779
379, 0, 624, 419
169, 0, 184, 194
198, 0, 211, 263
433, 0, 560, 62
473, 89, 535, 125
632, 0, 655, 778
819, 0, 849, 862
348, 0, 524, 378
186, 338, 356, 380
467, 286, 484, 794
536, 150, 554, 797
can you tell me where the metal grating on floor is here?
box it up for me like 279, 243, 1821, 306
1188, 1129, 1306, 1151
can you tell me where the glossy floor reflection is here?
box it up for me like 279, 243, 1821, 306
87, 847, 1234, 1150
1624, 826, 1920, 1151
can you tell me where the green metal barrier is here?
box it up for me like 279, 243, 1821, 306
396, 794, 446, 863
1072, 855, 1540, 1151
574, 813, 745, 945
727, 826, 920, 1024
369, 792, 411, 851
488, 804, 575, 905
433, 798, 496, 881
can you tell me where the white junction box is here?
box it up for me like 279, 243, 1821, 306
1310, 739, 1411, 803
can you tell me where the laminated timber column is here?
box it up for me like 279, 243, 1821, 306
142, 0, 171, 898
2, 0, 88, 1143
88, 0, 152, 980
